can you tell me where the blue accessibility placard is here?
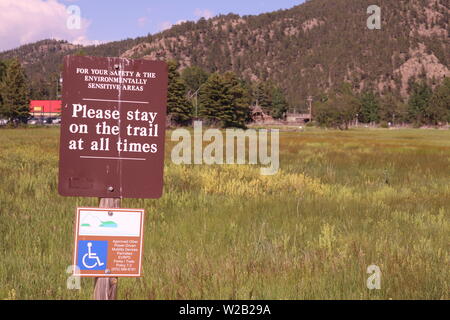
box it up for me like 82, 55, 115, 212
77, 240, 108, 271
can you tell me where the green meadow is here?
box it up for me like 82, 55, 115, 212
0, 127, 448, 300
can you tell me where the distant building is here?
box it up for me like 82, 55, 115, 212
285, 96, 313, 124
250, 96, 314, 125
250, 105, 274, 123
250, 105, 313, 125
30, 100, 62, 117
285, 112, 312, 124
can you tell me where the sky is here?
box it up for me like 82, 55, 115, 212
0, 0, 304, 52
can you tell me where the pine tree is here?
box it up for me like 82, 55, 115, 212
221, 72, 251, 128
408, 81, 432, 125
198, 73, 226, 125
181, 65, 209, 94
0, 60, 7, 111
315, 83, 360, 130
167, 60, 192, 125
0, 60, 6, 81
379, 94, 406, 124
0, 59, 30, 125
271, 86, 288, 119
427, 78, 450, 124
253, 81, 272, 112
359, 91, 379, 124
199, 72, 250, 128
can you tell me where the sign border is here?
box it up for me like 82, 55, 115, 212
72, 207, 145, 278
58, 56, 168, 199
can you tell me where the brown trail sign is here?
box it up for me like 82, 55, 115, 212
59, 56, 168, 300
59, 55, 168, 199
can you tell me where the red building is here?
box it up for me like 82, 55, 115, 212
30, 100, 62, 117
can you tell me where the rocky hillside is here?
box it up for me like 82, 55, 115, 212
1, 0, 449, 108
121, 0, 449, 108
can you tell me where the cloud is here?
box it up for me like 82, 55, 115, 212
156, 20, 187, 32
151, 8, 213, 34
137, 16, 149, 28
0, 0, 99, 52
72, 36, 103, 47
151, 7, 214, 34
194, 8, 214, 20
157, 21, 173, 32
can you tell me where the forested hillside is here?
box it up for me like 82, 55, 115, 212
0, 0, 448, 110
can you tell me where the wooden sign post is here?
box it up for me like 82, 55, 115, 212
94, 198, 120, 300
59, 55, 168, 300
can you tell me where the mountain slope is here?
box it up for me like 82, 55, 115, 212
1, 0, 449, 108
0, 37, 146, 99
121, 0, 449, 108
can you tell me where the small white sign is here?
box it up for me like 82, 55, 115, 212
73, 207, 145, 277
78, 208, 143, 237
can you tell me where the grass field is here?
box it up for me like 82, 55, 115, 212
0, 127, 448, 300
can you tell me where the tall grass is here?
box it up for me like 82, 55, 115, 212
0, 127, 448, 299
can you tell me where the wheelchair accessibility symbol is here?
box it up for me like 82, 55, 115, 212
77, 241, 108, 271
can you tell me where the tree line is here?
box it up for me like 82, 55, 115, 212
0, 58, 289, 128
168, 60, 288, 128
314, 79, 450, 129
2, 57, 448, 129
0, 58, 30, 125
